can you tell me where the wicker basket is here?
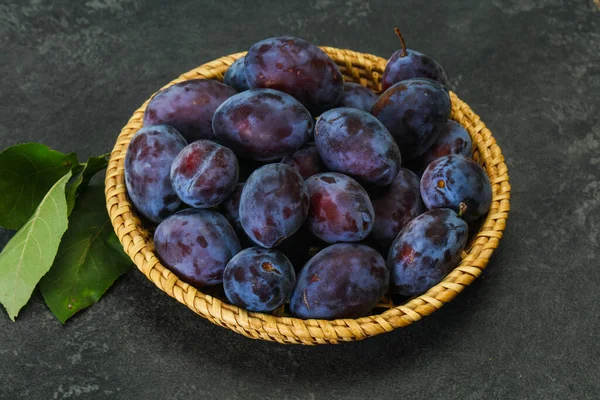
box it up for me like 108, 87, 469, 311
105, 48, 511, 345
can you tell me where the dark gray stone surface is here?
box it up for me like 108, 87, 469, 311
1, 0, 599, 398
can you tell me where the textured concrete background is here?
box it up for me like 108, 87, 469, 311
1, 0, 599, 399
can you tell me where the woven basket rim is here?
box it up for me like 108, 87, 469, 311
104, 47, 511, 345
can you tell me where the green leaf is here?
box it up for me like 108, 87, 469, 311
39, 184, 132, 323
0, 171, 72, 321
78, 154, 110, 191
0, 143, 78, 230
65, 154, 110, 216
65, 165, 85, 216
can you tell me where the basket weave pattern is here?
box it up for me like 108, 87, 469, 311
105, 48, 511, 345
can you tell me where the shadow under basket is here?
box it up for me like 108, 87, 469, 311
104, 48, 511, 345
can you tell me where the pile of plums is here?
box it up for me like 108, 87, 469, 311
124, 30, 492, 320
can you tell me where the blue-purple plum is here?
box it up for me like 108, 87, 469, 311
154, 209, 241, 287
240, 164, 309, 248
244, 36, 343, 116
290, 244, 389, 319
220, 182, 244, 231
315, 108, 401, 186
420, 154, 492, 221
339, 82, 379, 112
281, 144, 327, 180
387, 208, 467, 296
382, 28, 448, 91
372, 78, 451, 162
220, 182, 254, 248
305, 173, 374, 243
223, 247, 296, 312
124, 125, 187, 224
370, 168, 425, 249
213, 89, 313, 161
224, 57, 250, 92
170, 140, 239, 208
406, 120, 472, 176
143, 79, 237, 142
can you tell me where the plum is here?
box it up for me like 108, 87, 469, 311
315, 108, 401, 186
339, 82, 379, 112
370, 168, 425, 249
420, 154, 492, 221
143, 79, 237, 142
290, 243, 389, 319
154, 209, 241, 287
387, 208, 468, 296
223, 247, 296, 312
124, 125, 187, 223
224, 57, 250, 92
305, 173, 374, 243
281, 144, 327, 180
406, 120, 472, 176
220, 182, 244, 232
372, 78, 451, 162
244, 36, 343, 115
239, 163, 309, 248
213, 88, 313, 161
382, 28, 448, 91
170, 140, 239, 208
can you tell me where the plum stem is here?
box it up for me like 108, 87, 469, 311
458, 202, 468, 218
395, 27, 408, 57
262, 262, 281, 275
